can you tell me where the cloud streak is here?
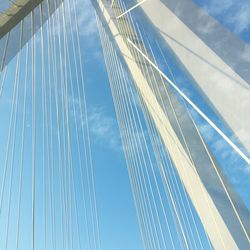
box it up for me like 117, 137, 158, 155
197, 118, 250, 181
74, 0, 98, 38
88, 107, 122, 151
203, 0, 250, 34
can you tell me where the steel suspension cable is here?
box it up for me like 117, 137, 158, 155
115, 2, 190, 249
16, 41, 29, 250
97, 18, 152, 250
72, 0, 102, 248
5, 20, 23, 250
45, 8, 56, 249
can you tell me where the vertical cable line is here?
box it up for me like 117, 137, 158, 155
115, 2, 180, 249
139, 83, 190, 249
126, 10, 208, 248
56, 6, 70, 249
0, 35, 17, 215
54, 4, 71, 249
0, 53, 18, 242
102, 27, 152, 250
120, 1, 208, 248
111, 3, 159, 249
121, 7, 184, 249
145, 34, 204, 248
114, 47, 158, 250
65, 1, 93, 249
105, 10, 160, 248
72, 0, 102, 248
126, 21, 185, 250
31, 8, 38, 250
137, 28, 193, 247
118, 0, 237, 247
127, 20, 186, 250
109, 0, 213, 248
96, 18, 151, 250
0, 33, 10, 108
0, 66, 8, 99
46, 1, 57, 249
98, 20, 142, 248
50, 7, 67, 249
112, 3, 157, 248
155, 40, 212, 249
59, 5, 72, 239
109, 27, 155, 250
39, 4, 47, 250
113, 1, 164, 248
4, 19, 23, 250
117, 52, 167, 250
99, 29, 147, 250
45, 12, 56, 250
59, 2, 81, 248
100, 27, 150, 249
72, 2, 102, 249
142, 38, 212, 248
140, 89, 186, 250
63, 0, 92, 248
0, 32, 10, 72
140, 19, 241, 246
60, 3, 74, 249
65, 3, 93, 248
63, 12, 86, 248
112, 68, 155, 250
133, 22, 197, 250
121, 5, 249, 242
113, 39, 162, 250
16, 40, 29, 250
116, 12, 162, 249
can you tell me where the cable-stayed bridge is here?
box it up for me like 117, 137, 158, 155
0, 0, 249, 249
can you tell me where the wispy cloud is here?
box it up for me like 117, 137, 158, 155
52, 0, 98, 40
88, 107, 122, 151
197, 119, 250, 181
68, 95, 122, 150
203, 0, 250, 34
74, 0, 99, 38
63, 0, 104, 65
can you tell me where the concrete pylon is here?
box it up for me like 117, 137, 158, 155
93, 1, 250, 249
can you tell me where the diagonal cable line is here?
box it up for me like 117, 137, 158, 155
127, 37, 250, 166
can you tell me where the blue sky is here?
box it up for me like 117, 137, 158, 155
194, 0, 250, 42
77, 0, 250, 248
0, 0, 249, 249
72, 2, 144, 249
0, 0, 143, 249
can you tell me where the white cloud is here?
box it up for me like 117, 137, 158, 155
203, 0, 235, 15
65, 0, 98, 38
50, 0, 98, 40
204, 0, 250, 34
88, 107, 122, 151
228, 3, 250, 34
68, 97, 122, 150
196, 118, 250, 181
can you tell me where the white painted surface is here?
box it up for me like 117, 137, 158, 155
139, 0, 250, 153
95, 1, 239, 249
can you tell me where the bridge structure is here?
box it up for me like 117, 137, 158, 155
0, 0, 249, 249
